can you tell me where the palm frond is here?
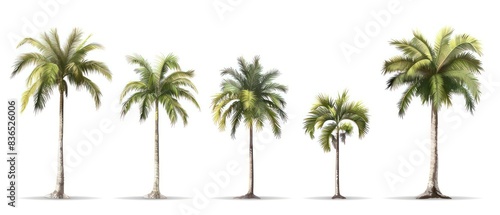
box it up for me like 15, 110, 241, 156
439, 33, 483, 70
157, 53, 180, 79
64, 28, 83, 57
12, 53, 48, 77
78, 60, 112, 80
120, 81, 148, 101
70, 43, 104, 63
411, 30, 433, 60
126, 54, 156, 85
121, 91, 147, 117
390, 39, 425, 59
32, 70, 58, 112
318, 123, 337, 152
77, 77, 103, 108
397, 83, 418, 117
382, 56, 415, 74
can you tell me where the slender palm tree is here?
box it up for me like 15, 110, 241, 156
303, 90, 369, 199
212, 56, 288, 199
120, 53, 199, 199
383, 27, 482, 199
11, 28, 111, 199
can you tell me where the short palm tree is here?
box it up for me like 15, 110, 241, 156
120, 54, 199, 199
304, 90, 369, 199
383, 27, 482, 199
212, 56, 288, 199
11, 28, 112, 199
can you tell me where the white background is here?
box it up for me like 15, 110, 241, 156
1, 0, 499, 214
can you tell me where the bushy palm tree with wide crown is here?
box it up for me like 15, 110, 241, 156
212, 56, 288, 199
382, 27, 483, 199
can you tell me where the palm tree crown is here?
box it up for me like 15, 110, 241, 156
12, 28, 112, 112
304, 90, 369, 152
383, 27, 482, 115
120, 54, 199, 123
212, 56, 288, 137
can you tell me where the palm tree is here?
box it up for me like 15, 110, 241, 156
120, 53, 199, 199
11, 28, 112, 199
303, 90, 369, 199
212, 56, 288, 199
382, 27, 482, 199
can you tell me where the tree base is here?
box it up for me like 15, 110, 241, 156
417, 187, 451, 199
46, 190, 69, 199
144, 191, 166, 199
332, 194, 346, 199
234, 193, 260, 199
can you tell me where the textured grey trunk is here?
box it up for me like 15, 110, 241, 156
146, 100, 165, 199
48, 90, 68, 199
332, 129, 345, 199
417, 107, 450, 199
235, 124, 259, 199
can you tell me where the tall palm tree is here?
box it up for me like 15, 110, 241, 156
11, 28, 112, 199
382, 27, 482, 199
212, 56, 288, 199
120, 54, 199, 199
303, 90, 369, 199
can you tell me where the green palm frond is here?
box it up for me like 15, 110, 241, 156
120, 81, 148, 101
12, 53, 48, 77
157, 53, 180, 79
26, 63, 57, 86
63, 28, 83, 57
126, 54, 157, 87
78, 77, 102, 108
32, 69, 58, 112
411, 30, 434, 60
241, 90, 256, 109
121, 91, 147, 117
319, 123, 337, 152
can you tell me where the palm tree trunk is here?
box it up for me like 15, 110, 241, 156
236, 124, 259, 199
49, 90, 67, 198
248, 125, 254, 194
147, 100, 164, 199
417, 106, 450, 199
332, 129, 345, 199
